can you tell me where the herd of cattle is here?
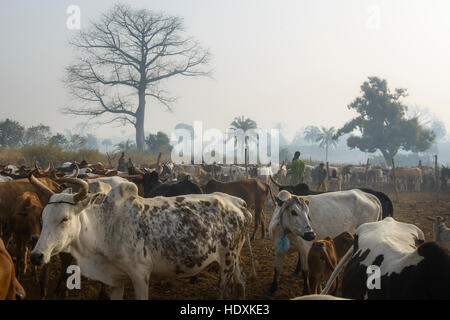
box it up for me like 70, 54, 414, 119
0, 159, 449, 300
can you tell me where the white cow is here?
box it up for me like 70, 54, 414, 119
268, 189, 382, 294
0, 176, 12, 183
257, 166, 273, 185
28, 175, 255, 300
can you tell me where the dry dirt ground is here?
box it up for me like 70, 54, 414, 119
18, 191, 450, 300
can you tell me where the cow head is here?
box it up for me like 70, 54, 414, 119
28, 173, 97, 266
275, 191, 316, 241
10, 192, 42, 243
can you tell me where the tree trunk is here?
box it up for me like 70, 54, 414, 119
135, 87, 146, 152
381, 149, 396, 166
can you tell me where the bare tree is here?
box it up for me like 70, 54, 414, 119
63, 4, 210, 151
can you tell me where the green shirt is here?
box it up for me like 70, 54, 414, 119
287, 159, 305, 186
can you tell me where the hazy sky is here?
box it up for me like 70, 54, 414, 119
1, 0, 450, 141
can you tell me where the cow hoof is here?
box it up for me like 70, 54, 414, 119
266, 285, 277, 296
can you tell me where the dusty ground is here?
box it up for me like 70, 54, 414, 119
18, 191, 450, 300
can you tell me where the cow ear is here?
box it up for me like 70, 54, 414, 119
426, 216, 435, 222
275, 196, 284, 207
76, 193, 102, 213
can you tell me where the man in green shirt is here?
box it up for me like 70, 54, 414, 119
287, 151, 305, 186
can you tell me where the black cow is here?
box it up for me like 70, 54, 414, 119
142, 171, 203, 198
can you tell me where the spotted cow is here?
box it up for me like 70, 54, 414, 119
28, 175, 255, 300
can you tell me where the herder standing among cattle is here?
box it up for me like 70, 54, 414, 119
312, 163, 328, 191
286, 151, 305, 186
117, 152, 126, 172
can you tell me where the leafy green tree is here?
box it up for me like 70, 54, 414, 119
303, 125, 321, 148
115, 139, 136, 152
174, 123, 195, 139
49, 133, 68, 147
23, 124, 51, 146
86, 134, 99, 150
315, 126, 338, 162
0, 119, 25, 147
145, 131, 172, 154
335, 76, 435, 165
67, 134, 88, 151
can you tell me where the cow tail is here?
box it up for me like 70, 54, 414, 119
265, 183, 276, 205
320, 246, 354, 295
269, 175, 282, 188
246, 232, 257, 281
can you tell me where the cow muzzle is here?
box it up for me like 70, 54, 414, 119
302, 231, 316, 241
30, 252, 45, 266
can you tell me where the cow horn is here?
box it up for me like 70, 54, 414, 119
54, 177, 88, 203
28, 169, 55, 199
34, 160, 38, 169
72, 164, 79, 178
45, 162, 51, 172
270, 175, 282, 187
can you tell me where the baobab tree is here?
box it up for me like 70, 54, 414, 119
63, 4, 210, 151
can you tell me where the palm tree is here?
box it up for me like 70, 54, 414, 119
303, 125, 321, 149
230, 116, 257, 132
102, 139, 113, 153
228, 116, 258, 163
316, 126, 339, 162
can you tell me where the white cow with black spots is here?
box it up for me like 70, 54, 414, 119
28, 175, 255, 300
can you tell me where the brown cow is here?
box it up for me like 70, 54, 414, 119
8, 192, 42, 280
0, 176, 62, 234
307, 232, 354, 294
204, 178, 275, 241
0, 238, 25, 300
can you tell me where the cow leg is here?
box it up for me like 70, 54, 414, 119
55, 253, 74, 298
16, 240, 25, 280
219, 252, 236, 299
293, 252, 302, 275
258, 206, 266, 240
302, 270, 310, 295
40, 263, 51, 299
250, 210, 259, 242
23, 245, 29, 275
268, 252, 285, 295
233, 259, 246, 299
97, 283, 109, 300
330, 278, 338, 296
309, 275, 320, 295
130, 269, 150, 300
110, 285, 125, 300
